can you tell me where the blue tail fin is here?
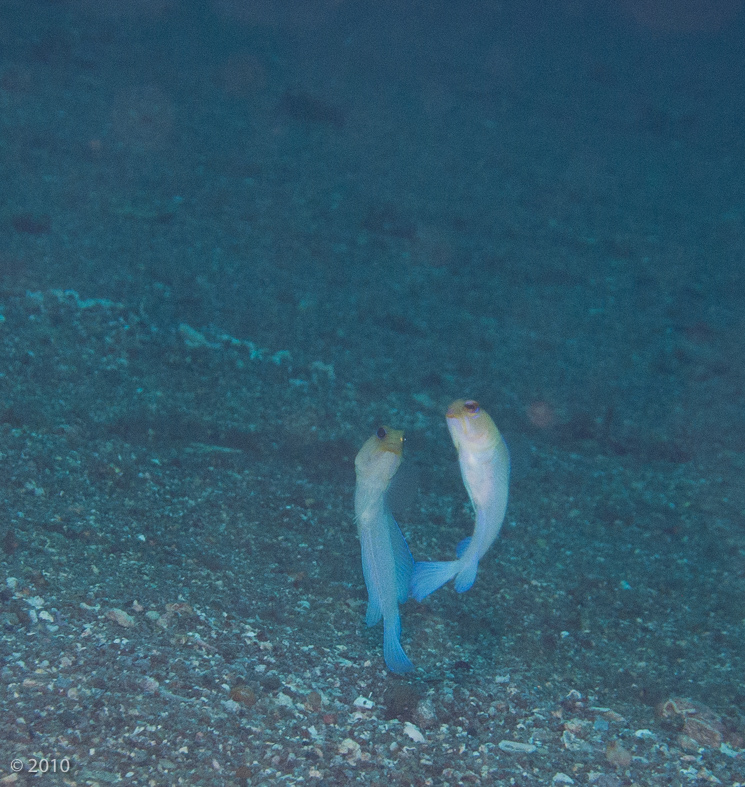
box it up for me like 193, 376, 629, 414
454, 557, 479, 593
383, 617, 413, 673
411, 560, 459, 602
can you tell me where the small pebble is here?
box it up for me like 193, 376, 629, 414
498, 740, 537, 753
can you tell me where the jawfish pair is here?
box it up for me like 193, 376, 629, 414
353, 400, 510, 673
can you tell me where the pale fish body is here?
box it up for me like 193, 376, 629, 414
412, 399, 510, 601
354, 426, 414, 673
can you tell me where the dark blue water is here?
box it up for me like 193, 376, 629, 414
1, 2, 743, 784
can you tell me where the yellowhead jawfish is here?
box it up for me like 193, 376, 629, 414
412, 400, 510, 600
354, 426, 414, 673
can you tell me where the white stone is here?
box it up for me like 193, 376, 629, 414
403, 722, 425, 743
498, 741, 537, 754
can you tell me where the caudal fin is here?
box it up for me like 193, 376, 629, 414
453, 557, 479, 593
383, 617, 413, 673
411, 560, 459, 602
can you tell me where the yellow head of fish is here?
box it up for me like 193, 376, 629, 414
446, 399, 499, 454
354, 426, 405, 486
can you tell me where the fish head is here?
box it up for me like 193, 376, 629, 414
355, 426, 404, 485
446, 399, 499, 454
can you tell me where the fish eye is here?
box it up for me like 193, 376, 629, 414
464, 400, 480, 414
376, 426, 387, 439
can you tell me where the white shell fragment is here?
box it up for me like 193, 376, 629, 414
403, 722, 425, 743
498, 740, 537, 754
353, 695, 375, 709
